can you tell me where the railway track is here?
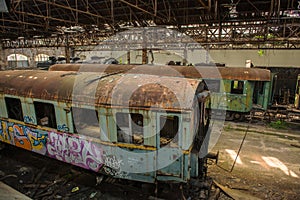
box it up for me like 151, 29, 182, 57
0, 144, 223, 200
0, 145, 147, 200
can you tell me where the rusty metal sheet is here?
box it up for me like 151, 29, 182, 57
0, 70, 205, 111
130, 65, 271, 81
0, 70, 75, 102
49, 64, 270, 81
49, 64, 135, 73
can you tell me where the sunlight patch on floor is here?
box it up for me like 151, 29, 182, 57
225, 149, 243, 165
262, 156, 299, 178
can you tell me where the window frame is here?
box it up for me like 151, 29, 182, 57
157, 113, 181, 148
71, 106, 101, 137
115, 112, 144, 145
33, 101, 57, 129
230, 80, 245, 94
4, 96, 24, 121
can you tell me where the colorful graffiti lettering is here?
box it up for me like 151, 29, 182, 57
47, 132, 103, 171
57, 124, 69, 132
0, 120, 47, 154
13, 124, 32, 150
0, 121, 13, 144
25, 128, 47, 154
0, 120, 128, 178
24, 115, 35, 124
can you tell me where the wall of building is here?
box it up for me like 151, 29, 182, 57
114, 49, 300, 68
209, 49, 300, 68
0, 47, 299, 69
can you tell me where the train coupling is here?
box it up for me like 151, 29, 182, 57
206, 151, 219, 164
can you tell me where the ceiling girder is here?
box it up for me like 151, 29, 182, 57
0, 0, 299, 49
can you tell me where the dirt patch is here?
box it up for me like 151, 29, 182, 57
208, 122, 300, 200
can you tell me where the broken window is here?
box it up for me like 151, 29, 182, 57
231, 80, 244, 94
116, 113, 143, 144
160, 115, 179, 147
5, 97, 23, 121
72, 107, 100, 137
34, 101, 57, 129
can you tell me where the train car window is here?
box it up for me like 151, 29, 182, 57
204, 79, 220, 92
5, 97, 24, 121
231, 80, 244, 94
160, 115, 179, 147
116, 113, 143, 145
72, 107, 100, 137
34, 101, 57, 129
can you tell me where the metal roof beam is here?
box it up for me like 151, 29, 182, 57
35, 0, 111, 22
118, 0, 165, 21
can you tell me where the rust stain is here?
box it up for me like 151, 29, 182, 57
49, 64, 271, 81
0, 70, 206, 112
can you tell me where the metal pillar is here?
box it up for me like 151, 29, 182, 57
142, 48, 147, 64
127, 51, 130, 64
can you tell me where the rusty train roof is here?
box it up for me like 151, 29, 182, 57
49, 64, 271, 81
0, 70, 205, 111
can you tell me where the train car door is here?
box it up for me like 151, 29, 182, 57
294, 75, 300, 109
156, 113, 184, 181
254, 81, 270, 110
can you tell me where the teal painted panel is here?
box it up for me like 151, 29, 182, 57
0, 95, 7, 118
183, 154, 190, 181
190, 152, 198, 177
157, 148, 183, 178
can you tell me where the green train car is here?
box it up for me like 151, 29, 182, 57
49, 64, 272, 121
203, 67, 271, 120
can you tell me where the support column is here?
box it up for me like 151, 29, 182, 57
65, 34, 70, 63
142, 48, 147, 64
0, 45, 6, 70
127, 51, 130, 64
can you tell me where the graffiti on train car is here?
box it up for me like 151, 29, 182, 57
46, 131, 104, 171
0, 121, 13, 143
57, 124, 69, 132
102, 154, 129, 178
24, 115, 35, 124
0, 120, 129, 176
0, 120, 47, 154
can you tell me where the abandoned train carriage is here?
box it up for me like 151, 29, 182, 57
0, 70, 210, 183
201, 67, 272, 120
50, 64, 272, 120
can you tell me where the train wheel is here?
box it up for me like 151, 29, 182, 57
233, 113, 245, 121
225, 112, 234, 121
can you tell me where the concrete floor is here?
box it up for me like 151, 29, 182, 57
0, 181, 31, 200
208, 121, 300, 200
